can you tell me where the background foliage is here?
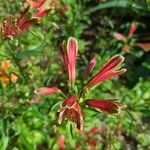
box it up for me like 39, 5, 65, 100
0, 0, 150, 149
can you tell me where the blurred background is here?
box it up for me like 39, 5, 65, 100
0, 0, 150, 149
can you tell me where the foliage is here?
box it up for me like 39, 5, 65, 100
0, 0, 150, 150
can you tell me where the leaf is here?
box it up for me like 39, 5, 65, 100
16, 44, 43, 59
86, 0, 148, 14
0, 119, 9, 150
66, 122, 75, 147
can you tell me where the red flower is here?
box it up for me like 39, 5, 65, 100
34, 87, 61, 96
62, 37, 78, 86
35, 37, 127, 131
58, 96, 83, 131
86, 55, 126, 88
85, 99, 125, 114
0, 14, 37, 38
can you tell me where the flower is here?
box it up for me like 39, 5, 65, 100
62, 37, 78, 86
58, 96, 83, 131
113, 22, 150, 52
34, 87, 61, 95
0, 60, 18, 85
35, 37, 126, 131
0, 14, 38, 39
86, 55, 126, 89
85, 99, 124, 114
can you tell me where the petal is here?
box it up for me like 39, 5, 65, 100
86, 55, 126, 88
34, 87, 61, 95
128, 22, 138, 38
84, 56, 96, 77
85, 99, 125, 115
113, 32, 126, 42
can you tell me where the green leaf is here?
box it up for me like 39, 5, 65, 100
0, 119, 9, 150
66, 122, 75, 147
16, 44, 43, 59
86, 0, 148, 14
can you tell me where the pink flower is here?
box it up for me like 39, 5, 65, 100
62, 37, 78, 86
85, 99, 125, 114
58, 96, 83, 131
86, 55, 126, 88
84, 56, 96, 77
34, 87, 61, 95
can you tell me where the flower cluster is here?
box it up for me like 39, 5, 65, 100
0, 0, 59, 39
113, 22, 150, 52
35, 37, 126, 131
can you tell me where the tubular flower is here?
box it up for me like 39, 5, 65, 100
58, 96, 83, 131
34, 87, 61, 95
35, 37, 127, 131
62, 37, 78, 86
86, 55, 126, 89
85, 99, 125, 114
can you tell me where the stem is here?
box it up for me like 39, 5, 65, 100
60, 91, 68, 99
